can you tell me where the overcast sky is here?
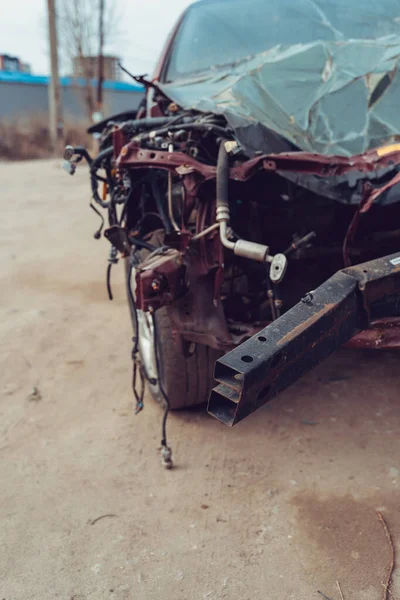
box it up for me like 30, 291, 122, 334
0, 0, 195, 76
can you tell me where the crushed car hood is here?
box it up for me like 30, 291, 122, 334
159, 1, 400, 158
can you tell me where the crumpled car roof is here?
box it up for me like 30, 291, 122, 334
160, 0, 400, 158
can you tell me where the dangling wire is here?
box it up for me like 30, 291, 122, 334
106, 246, 119, 301
132, 356, 145, 414
127, 254, 145, 414
90, 203, 105, 239
126, 250, 173, 468
152, 311, 173, 469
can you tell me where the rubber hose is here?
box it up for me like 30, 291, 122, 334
90, 146, 114, 208
216, 141, 229, 213
137, 123, 233, 143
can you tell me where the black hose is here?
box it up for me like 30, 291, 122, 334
216, 140, 229, 212
90, 146, 114, 172
106, 263, 113, 301
98, 116, 191, 149
90, 146, 114, 208
91, 145, 114, 172
152, 311, 171, 449
137, 122, 234, 143
123, 116, 183, 132
128, 236, 156, 252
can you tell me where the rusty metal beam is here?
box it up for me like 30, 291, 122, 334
208, 253, 400, 426
346, 318, 400, 350
117, 141, 400, 181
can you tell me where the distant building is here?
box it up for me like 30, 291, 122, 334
72, 55, 121, 81
0, 72, 144, 121
0, 54, 31, 74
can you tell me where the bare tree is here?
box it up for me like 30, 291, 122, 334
58, 0, 120, 120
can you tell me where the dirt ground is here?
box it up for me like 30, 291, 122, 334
1, 159, 400, 600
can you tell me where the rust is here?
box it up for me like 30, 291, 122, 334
277, 303, 335, 346
361, 170, 400, 213
209, 254, 400, 425
135, 248, 186, 311
347, 318, 400, 349
117, 141, 400, 210
112, 127, 125, 158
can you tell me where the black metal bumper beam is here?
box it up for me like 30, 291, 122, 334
208, 252, 400, 426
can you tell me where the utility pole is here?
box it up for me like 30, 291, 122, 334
47, 0, 63, 152
96, 0, 105, 120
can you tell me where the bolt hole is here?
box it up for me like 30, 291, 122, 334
275, 265, 280, 270
241, 355, 253, 363
363, 269, 368, 273
149, 152, 156, 159
271, 352, 284, 369
258, 385, 271, 400
258, 336, 267, 342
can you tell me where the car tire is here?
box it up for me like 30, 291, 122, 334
151, 307, 221, 409
125, 234, 220, 410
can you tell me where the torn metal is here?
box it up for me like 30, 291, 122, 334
208, 252, 400, 426
64, 0, 400, 431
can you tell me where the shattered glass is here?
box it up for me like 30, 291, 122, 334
160, 0, 400, 157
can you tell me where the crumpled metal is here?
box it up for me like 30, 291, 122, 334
160, 0, 400, 158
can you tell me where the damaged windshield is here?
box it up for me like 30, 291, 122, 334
161, 0, 400, 157
166, 0, 400, 81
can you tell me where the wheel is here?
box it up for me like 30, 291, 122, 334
124, 235, 220, 410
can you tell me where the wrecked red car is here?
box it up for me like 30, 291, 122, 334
64, 0, 400, 438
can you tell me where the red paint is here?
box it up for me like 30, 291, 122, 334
346, 318, 400, 350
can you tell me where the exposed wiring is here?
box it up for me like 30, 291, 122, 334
106, 246, 119, 301
97, 115, 190, 149
132, 358, 145, 414
89, 203, 105, 239
136, 122, 234, 143
90, 146, 114, 208
284, 231, 316, 256
126, 253, 173, 467
127, 255, 145, 414
152, 311, 173, 469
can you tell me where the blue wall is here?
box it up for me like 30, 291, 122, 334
0, 72, 145, 121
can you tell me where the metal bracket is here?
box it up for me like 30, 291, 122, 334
208, 252, 400, 426
270, 253, 287, 283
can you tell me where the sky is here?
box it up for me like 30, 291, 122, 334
0, 0, 195, 77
